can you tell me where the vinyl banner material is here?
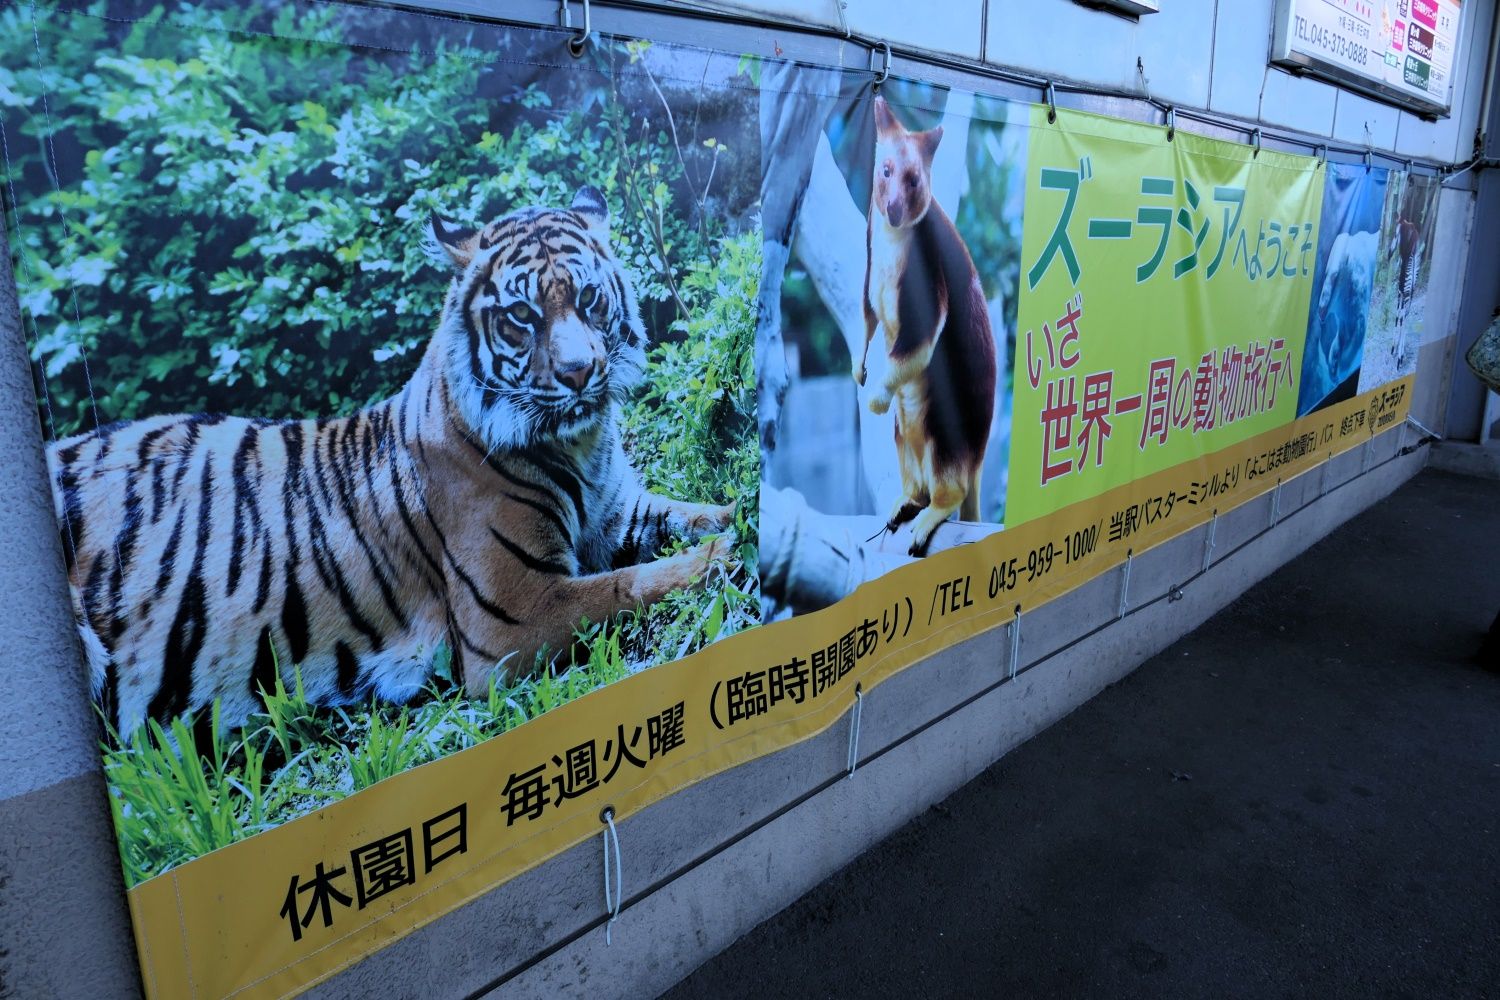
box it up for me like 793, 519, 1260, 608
1360, 170, 1442, 392
1007, 108, 1324, 526
1299, 160, 1390, 414
0, 2, 1425, 996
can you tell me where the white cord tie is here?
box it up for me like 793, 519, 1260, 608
1008, 606, 1022, 680
1405, 414, 1442, 441
1202, 512, 1218, 573
845, 685, 864, 778
1270, 480, 1282, 527
1117, 551, 1133, 619
601, 807, 622, 945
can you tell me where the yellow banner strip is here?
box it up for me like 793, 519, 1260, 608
125, 378, 1411, 999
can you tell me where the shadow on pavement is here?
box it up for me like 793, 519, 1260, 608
665, 469, 1500, 999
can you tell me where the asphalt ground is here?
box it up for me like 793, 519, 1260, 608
665, 468, 1500, 999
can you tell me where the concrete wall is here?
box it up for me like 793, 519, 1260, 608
0, 2, 1488, 998
700, 0, 1497, 165
0, 221, 140, 997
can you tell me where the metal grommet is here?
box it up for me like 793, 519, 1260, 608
871, 40, 892, 89
1045, 81, 1057, 124
1365, 147, 1373, 172
566, 0, 591, 57
1165, 106, 1176, 142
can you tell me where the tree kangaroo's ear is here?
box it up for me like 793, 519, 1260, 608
427, 211, 480, 272
570, 185, 611, 238
873, 94, 901, 135
918, 125, 944, 163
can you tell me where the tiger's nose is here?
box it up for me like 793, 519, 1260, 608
556, 360, 595, 392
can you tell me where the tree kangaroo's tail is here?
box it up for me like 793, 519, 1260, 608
960, 464, 982, 521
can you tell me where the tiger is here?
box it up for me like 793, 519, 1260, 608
47, 185, 734, 742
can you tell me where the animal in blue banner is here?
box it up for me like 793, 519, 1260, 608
1298, 162, 1389, 415
855, 95, 997, 556
1307, 228, 1378, 399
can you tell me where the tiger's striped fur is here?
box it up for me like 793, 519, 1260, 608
49, 186, 733, 740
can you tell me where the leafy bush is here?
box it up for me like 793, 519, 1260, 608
2, 3, 753, 434
5, 4, 762, 883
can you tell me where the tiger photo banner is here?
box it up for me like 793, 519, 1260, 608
0, 1, 1426, 996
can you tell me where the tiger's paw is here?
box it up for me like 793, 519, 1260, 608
684, 534, 734, 587
852, 360, 867, 386
868, 389, 892, 415
684, 503, 736, 540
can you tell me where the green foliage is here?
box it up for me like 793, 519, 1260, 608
2, 4, 742, 436
103, 702, 312, 887
619, 229, 762, 656
102, 647, 637, 887
28, 9, 767, 886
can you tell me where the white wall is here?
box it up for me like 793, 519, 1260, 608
702, 0, 1497, 163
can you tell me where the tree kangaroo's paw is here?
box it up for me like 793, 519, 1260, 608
906, 503, 957, 558
885, 497, 923, 533
907, 525, 937, 558
868, 388, 893, 415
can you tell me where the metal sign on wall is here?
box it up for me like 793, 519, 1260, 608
1272, 0, 1464, 117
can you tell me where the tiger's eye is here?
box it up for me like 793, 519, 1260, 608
506, 302, 536, 328
579, 285, 604, 317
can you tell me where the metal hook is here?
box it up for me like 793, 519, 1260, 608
1250, 127, 1262, 157
1316, 143, 1327, 168
566, 0, 591, 57
1364, 148, 1373, 172
1165, 106, 1176, 142
1045, 81, 1057, 124
871, 40, 892, 89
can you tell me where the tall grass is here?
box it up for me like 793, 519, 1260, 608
102, 627, 642, 887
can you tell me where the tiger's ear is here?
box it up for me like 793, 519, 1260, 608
427, 211, 479, 272
570, 185, 611, 237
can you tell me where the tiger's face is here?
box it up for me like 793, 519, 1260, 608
430, 186, 646, 451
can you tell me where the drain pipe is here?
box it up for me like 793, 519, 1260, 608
1475, 3, 1500, 159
